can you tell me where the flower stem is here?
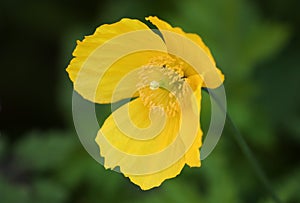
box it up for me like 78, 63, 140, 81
203, 88, 281, 203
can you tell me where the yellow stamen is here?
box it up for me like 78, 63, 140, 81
137, 56, 189, 117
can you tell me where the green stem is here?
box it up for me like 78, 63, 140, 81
204, 88, 281, 203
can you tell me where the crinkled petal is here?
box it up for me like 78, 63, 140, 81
129, 89, 203, 190
67, 18, 167, 103
95, 95, 201, 190
146, 16, 224, 88
127, 156, 186, 190
128, 130, 202, 190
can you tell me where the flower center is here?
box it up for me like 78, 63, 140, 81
137, 55, 189, 117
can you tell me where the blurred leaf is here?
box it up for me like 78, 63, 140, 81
201, 148, 239, 203
161, 181, 202, 203
0, 177, 30, 203
130, 179, 202, 203
241, 22, 290, 71
0, 174, 68, 203
32, 179, 68, 203
14, 130, 78, 171
55, 140, 130, 203
259, 168, 300, 203
256, 50, 300, 138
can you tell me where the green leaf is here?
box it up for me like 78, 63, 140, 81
14, 130, 78, 171
259, 168, 300, 203
0, 177, 30, 203
32, 179, 68, 203
241, 22, 290, 71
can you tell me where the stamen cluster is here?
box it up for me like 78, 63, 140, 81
137, 56, 188, 117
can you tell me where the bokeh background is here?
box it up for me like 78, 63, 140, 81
1, 0, 300, 202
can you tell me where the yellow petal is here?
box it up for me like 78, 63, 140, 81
127, 131, 202, 190
128, 89, 203, 190
96, 94, 201, 190
185, 86, 202, 167
97, 98, 180, 156
186, 74, 203, 92
127, 156, 186, 190
67, 18, 167, 103
146, 16, 224, 88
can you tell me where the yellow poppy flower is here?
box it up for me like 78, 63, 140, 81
66, 16, 224, 190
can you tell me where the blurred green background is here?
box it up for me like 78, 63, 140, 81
1, 0, 300, 202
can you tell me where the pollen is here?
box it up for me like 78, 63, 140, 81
137, 55, 189, 117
